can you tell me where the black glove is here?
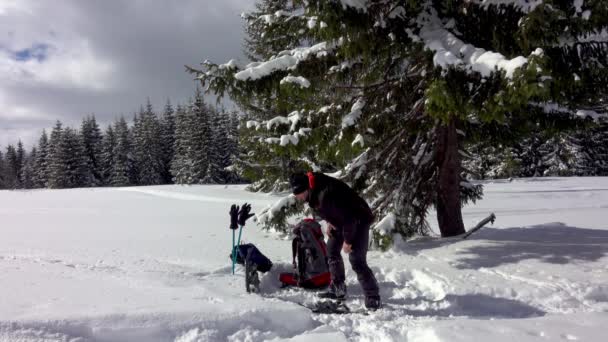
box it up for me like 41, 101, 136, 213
238, 203, 255, 226
229, 204, 239, 230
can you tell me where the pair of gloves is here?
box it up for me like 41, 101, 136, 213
230, 203, 255, 229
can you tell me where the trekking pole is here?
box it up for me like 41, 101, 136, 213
232, 229, 236, 274
232, 203, 255, 274
232, 226, 243, 275
236, 225, 244, 248
229, 204, 240, 275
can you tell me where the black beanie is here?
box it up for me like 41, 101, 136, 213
290, 173, 309, 195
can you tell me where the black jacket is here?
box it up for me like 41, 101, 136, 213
307, 172, 374, 244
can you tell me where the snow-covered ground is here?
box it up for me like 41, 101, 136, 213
0, 177, 607, 342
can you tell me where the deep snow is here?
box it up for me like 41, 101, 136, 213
0, 177, 607, 341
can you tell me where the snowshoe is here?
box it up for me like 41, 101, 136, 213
298, 300, 368, 315
312, 300, 350, 314
317, 282, 346, 300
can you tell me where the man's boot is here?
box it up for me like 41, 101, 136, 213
318, 282, 347, 300
365, 295, 382, 311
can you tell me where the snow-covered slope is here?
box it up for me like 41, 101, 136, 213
0, 177, 607, 341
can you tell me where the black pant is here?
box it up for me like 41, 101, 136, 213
326, 223, 379, 298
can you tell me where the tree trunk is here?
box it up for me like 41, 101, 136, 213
435, 119, 465, 237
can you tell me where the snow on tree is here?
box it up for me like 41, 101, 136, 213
111, 117, 135, 187
15, 141, 25, 188
0, 150, 4, 189
160, 99, 176, 184
33, 130, 49, 188
46, 121, 67, 189
189, 0, 608, 244
20, 147, 37, 189
133, 100, 164, 185
100, 124, 116, 186
170, 104, 193, 184
171, 89, 213, 184
207, 107, 233, 183
225, 110, 242, 183
81, 116, 104, 186
2, 145, 19, 189
61, 127, 92, 188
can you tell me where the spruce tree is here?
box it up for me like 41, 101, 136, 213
171, 104, 193, 183
207, 107, 228, 183
3, 145, 18, 189
14, 141, 25, 189
61, 127, 90, 188
20, 147, 37, 189
111, 117, 134, 187
47, 121, 67, 188
100, 124, 116, 185
5, 145, 16, 189
0, 150, 4, 189
133, 100, 164, 185
81, 115, 103, 186
171, 90, 212, 184
160, 99, 176, 183
191, 89, 212, 184
595, 118, 608, 175
190, 0, 608, 242
34, 130, 49, 188
226, 110, 242, 183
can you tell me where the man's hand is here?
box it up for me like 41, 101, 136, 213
342, 242, 352, 254
326, 223, 335, 237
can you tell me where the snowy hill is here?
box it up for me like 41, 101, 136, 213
0, 177, 607, 341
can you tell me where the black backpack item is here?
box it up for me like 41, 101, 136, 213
279, 219, 331, 288
229, 243, 273, 273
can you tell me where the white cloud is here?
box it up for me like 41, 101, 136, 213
1, 40, 116, 91
0, 0, 33, 16
0, 0, 254, 149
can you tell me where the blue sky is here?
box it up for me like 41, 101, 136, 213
0, 0, 253, 149
11, 43, 51, 62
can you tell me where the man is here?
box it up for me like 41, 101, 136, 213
290, 171, 381, 310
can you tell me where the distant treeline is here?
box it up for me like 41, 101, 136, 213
0, 88, 242, 189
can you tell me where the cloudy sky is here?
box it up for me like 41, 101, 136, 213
0, 0, 253, 150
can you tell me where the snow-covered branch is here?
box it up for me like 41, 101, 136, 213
235, 42, 336, 81
416, 6, 532, 79
469, 0, 543, 13
530, 102, 608, 121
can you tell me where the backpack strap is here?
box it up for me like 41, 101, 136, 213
292, 237, 300, 270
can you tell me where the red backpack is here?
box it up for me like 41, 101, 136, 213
279, 219, 331, 288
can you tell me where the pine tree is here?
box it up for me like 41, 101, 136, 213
207, 107, 228, 183
595, 118, 608, 175
160, 99, 176, 183
47, 121, 67, 188
171, 90, 212, 184
171, 104, 193, 183
14, 141, 25, 189
225, 110, 242, 183
539, 133, 574, 176
61, 127, 90, 188
3, 145, 18, 189
189, 0, 608, 242
100, 124, 116, 185
0, 150, 4, 189
81, 115, 103, 186
33, 130, 49, 188
190, 89, 212, 183
111, 117, 134, 187
133, 99, 164, 185
20, 147, 37, 189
